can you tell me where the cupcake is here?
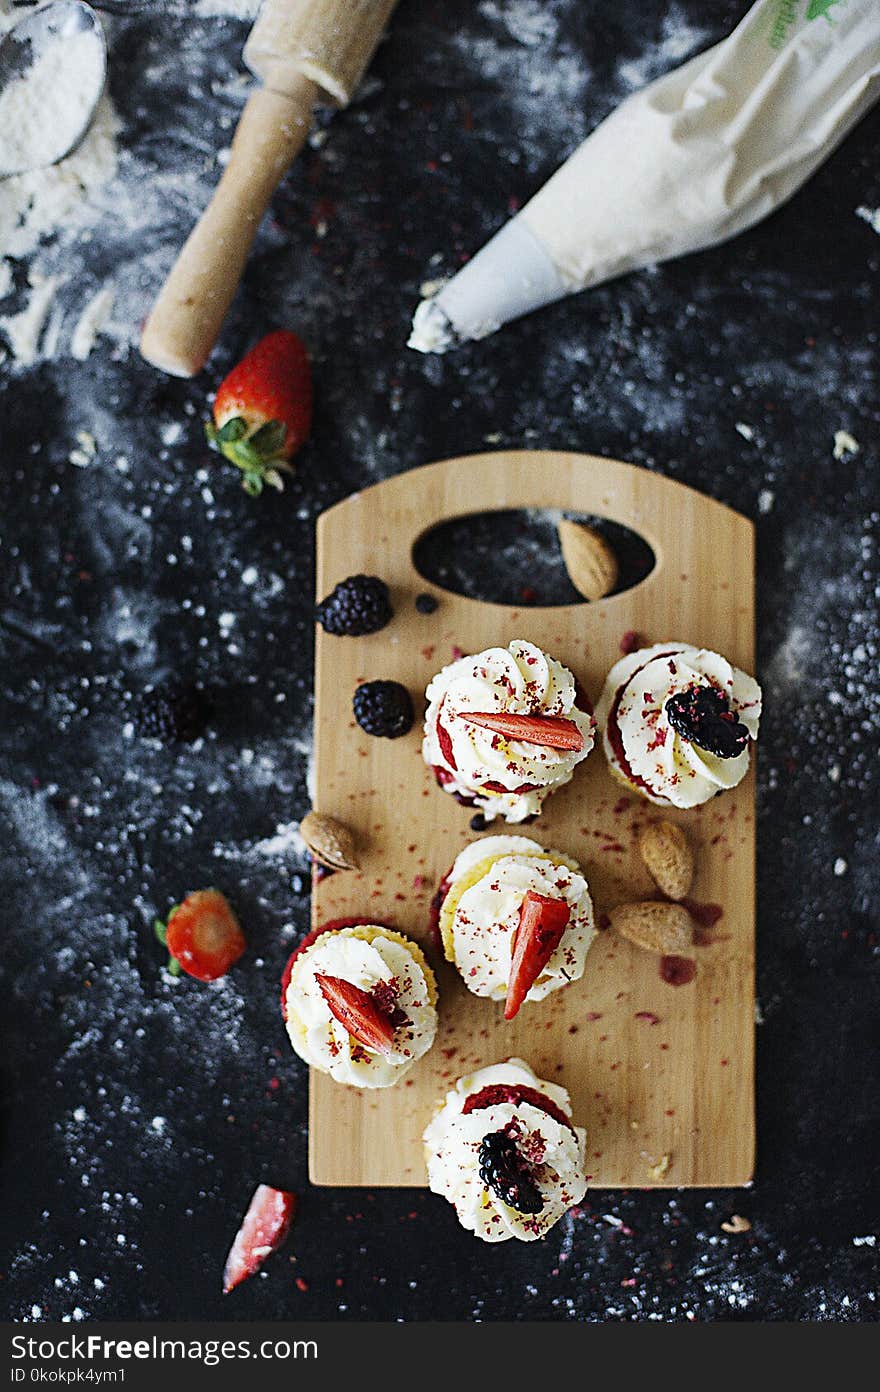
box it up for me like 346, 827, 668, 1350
423, 1058, 588, 1243
422, 639, 595, 823
282, 922, 438, 1088
595, 643, 761, 808
433, 836, 596, 1018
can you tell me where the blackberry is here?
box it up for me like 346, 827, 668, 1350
478, 1131, 544, 1214
352, 680, 414, 739
469, 813, 487, 832
665, 685, 749, 759
134, 683, 206, 743
316, 575, 392, 636
415, 592, 439, 615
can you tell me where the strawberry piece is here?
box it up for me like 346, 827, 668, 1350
504, 891, 571, 1020
461, 1082, 575, 1134
163, 889, 245, 983
223, 1185, 297, 1294
280, 918, 385, 1021
206, 330, 312, 496
435, 698, 458, 770
461, 711, 585, 752
315, 973, 396, 1055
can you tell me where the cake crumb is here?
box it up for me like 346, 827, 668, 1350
832, 430, 860, 461
648, 1153, 671, 1181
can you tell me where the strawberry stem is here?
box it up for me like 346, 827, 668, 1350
461, 711, 585, 752
205, 417, 292, 496
154, 913, 182, 977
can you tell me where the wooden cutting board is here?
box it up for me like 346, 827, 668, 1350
309, 451, 755, 1188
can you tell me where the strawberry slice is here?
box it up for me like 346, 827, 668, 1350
280, 918, 384, 1021
504, 891, 571, 1020
315, 973, 396, 1055
434, 698, 458, 770
436, 716, 457, 770
461, 1083, 575, 1134
206, 330, 312, 497
162, 889, 245, 983
223, 1185, 297, 1294
461, 711, 585, 752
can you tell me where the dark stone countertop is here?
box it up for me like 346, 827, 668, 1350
0, 0, 877, 1322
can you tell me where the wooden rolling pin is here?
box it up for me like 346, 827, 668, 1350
140, 0, 399, 377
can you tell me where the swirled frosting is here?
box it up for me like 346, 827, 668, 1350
284, 926, 437, 1088
423, 1058, 588, 1243
595, 643, 761, 807
439, 835, 596, 1003
422, 640, 595, 822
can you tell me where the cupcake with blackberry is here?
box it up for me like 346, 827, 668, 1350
423, 1058, 588, 1243
595, 642, 761, 807
423, 640, 595, 823
282, 922, 438, 1087
433, 835, 596, 1019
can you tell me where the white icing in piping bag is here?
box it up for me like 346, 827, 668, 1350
409, 0, 880, 353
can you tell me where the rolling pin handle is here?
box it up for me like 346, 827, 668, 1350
139, 76, 317, 379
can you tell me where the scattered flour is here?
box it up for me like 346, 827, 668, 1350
252, 822, 309, 861
855, 205, 880, 235
194, 0, 262, 16
0, 93, 118, 256
0, 93, 119, 361
478, 0, 559, 49
447, 5, 593, 162
0, 22, 105, 175
0, 271, 64, 366
70, 285, 116, 361
616, 4, 711, 90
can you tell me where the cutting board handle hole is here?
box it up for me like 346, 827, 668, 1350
412, 509, 655, 607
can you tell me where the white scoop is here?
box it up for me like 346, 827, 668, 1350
0, 1, 107, 179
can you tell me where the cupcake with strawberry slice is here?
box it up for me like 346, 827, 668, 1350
434, 836, 596, 1018
423, 1058, 588, 1243
282, 921, 438, 1088
595, 642, 761, 807
423, 640, 595, 823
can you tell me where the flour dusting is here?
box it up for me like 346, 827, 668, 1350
615, 3, 711, 90
0, 20, 105, 175
195, 0, 262, 17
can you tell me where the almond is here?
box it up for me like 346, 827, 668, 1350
299, 811, 359, 872
557, 519, 618, 601
720, 1214, 752, 1234
609, 900, 693, 955
638, 820, 694, 900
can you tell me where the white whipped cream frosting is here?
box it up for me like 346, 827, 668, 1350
423, 1058, 588, 1243
443, 836, 596, 1003
595, 643, 762, 808
422, 640, 595, 823
284, 928, 437, 1088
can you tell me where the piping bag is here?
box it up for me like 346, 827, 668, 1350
409, 0, 880, 354
140, 0, 398, 377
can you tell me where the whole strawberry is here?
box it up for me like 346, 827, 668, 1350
154, 889, 246, 982
206, 330, 312, 496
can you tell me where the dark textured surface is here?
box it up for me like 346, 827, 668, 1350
0, 0, 878, 1322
